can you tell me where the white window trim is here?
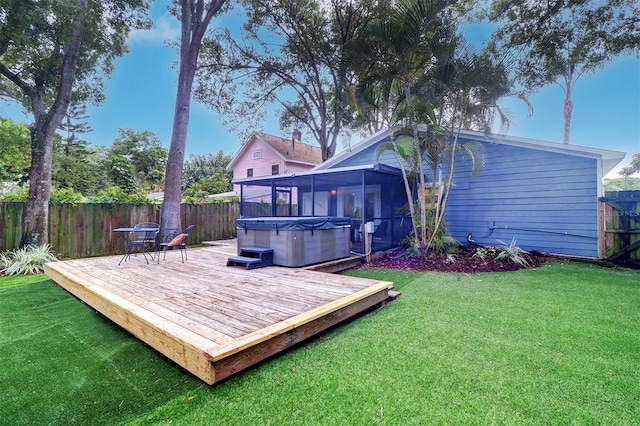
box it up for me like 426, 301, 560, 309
252, 150, 262, 159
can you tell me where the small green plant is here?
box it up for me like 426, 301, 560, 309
472, 245, 498, 261
399, 234, 421, 256
0, 244, 57, 275
495, 238, 531, 267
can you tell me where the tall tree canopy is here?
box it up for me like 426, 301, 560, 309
0, 118, 30, 183
110, 128, 168, 192
0, 0, 151, 245
182, 151, 232, 190
620, 153, 640, 177
487, 0, 639, 144
194, 0, 387, 161
53, 103, 102, 195
344, 0, 518, 251
160, 0, 226, 241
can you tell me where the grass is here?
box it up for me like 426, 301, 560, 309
2, 261, 639, 425
0, 275, 201, 425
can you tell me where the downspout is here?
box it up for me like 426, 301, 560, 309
596, 155, 606, 258
271, 183, 277, 217
311, 176, 315, 217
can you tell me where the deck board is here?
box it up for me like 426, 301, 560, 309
45, 246, 393, 384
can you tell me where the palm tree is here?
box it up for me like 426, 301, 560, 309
344, 0, 525, 252
423, 44, 529, 251
342, 0, 450, 247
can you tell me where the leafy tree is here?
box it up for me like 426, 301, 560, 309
58, 103, 93, 156
420, 43, 522, 251
182, 151, 232, 191
0, 118, 30, 183
345, 1, 518, 251
620, 153, 640, 177
109, 128, 168, 191
183, 175, 231, 203
603, 177, 640, 192
104, 155, 137, 194
195, 0, 386, 161
342, 0, 452, 247
53, 103, 103, 195
160, 0, 226, 241
0, 0, 151, 246
487, 0, 639, 144
53, 144, 105, 196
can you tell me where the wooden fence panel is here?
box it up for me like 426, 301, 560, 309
0, 202, 24, 251
602, 191, 640, 263
180, 202, 240, 243
0, 202, 239, 259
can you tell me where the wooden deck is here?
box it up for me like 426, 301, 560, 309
44, 245, 393, 384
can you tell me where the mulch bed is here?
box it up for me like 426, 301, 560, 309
358, 245, 554, 273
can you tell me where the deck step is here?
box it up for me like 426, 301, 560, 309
227, 247, 274, 269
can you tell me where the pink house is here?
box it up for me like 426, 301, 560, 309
227, 133, 323, 194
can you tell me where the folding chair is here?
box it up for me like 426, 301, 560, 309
120, 222, 159, 265
158, 225, 194, 263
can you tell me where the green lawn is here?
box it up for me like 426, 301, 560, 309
2, 261, 639, 425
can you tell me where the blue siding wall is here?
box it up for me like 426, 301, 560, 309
446, 141, 599, 257
331, 136, 600, 257
336, 136, 397, 168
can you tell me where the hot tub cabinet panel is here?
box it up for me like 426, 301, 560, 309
237, 217, 351, 267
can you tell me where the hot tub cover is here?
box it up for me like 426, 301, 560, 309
237, 217, 350, 231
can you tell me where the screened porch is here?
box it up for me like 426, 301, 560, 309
234, 164, 411, 255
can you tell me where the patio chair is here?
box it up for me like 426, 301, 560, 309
123, 222, 159, 264
158, 225, 194, 263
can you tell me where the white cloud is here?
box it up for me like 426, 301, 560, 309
129, 12, 179, 45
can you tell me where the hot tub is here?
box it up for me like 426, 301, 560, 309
236, 217, 351, 267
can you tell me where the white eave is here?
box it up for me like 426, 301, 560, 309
314, 127, 626, 175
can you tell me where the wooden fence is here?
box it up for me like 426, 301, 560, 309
0, 202, 240, 259
602, 191, 640, 264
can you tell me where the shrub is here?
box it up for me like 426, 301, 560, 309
1, 188, 28, 202
495, 238, 531, 267
50, 187, 84, 204
0, 244, 57, 275
92, 187, 152, 205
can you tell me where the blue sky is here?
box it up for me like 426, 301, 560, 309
2, 1, 639, 177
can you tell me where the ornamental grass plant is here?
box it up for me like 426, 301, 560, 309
0, 243, 57, 275
2, 261, 638, 425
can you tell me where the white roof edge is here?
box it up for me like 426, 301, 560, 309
232, 163, 381, 184
459, 130, 626, 175
313, 127, 393, 170
315, 127, 626, 175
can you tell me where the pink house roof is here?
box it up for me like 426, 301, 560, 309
227, 132, 323, 170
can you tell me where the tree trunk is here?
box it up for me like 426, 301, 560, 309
160, 0, 225, 240
161, 55, 197, 239
563, 86, 572, 144
20, 0, 86, 246
21, 112, 55, 246
388, 128, 420, 249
